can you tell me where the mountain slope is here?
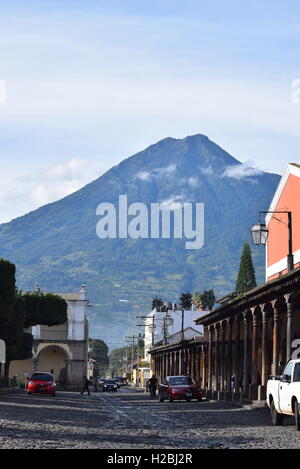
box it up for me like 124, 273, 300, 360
0, 135, 280, 346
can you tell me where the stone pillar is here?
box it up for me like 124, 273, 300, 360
161, 354, 165, 381
243, 312, 250, 398
233, 317, 240, 391
189, 348, 194, 379
272, 303, 280, 376
202, 346, 207, 390
167, 353, 170, 377
176, 351, 179, 375
286, 295, 294, 362
187, 349, 191, 375
172, 352, 175, 375
249, 308, 259, 401
226, 318, 233, 398
259, 307, 268, 400
208, 327, 213, 391
220, 321, 226, 392
32, 357, 39, 374
215, 324, 220, 392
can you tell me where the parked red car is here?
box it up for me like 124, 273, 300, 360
159, 375, 202, 402
27, 372, 57, 397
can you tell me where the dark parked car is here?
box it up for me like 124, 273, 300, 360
102, 379, 118, 392
158, 375, 202, 403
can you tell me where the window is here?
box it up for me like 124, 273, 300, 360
283, 362, 294, 378
169, 376, 193, 386
294, 363, 300, 382
31, 373, 53, 382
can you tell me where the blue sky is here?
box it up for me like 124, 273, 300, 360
0, 0, 300, 222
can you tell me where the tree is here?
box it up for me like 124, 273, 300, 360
0, 259, 68, 377
89, 338, 109, 376
152, 297, 163, 310
179, 292, 193, 310
23, 293, 68, 327
236, 243, 257, 294
193, 290, 215, 311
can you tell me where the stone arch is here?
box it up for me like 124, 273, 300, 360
36, 344, 71, 386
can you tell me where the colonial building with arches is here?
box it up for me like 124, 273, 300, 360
9, 285, 90, 389
150, 163, 300, 402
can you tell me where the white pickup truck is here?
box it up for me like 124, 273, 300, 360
267, 359, 300, 430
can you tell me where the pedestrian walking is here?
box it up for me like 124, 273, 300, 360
148, 375, 158, 399
80, 376, 92, 395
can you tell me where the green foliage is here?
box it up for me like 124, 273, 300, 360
152, 297, 163, 310
179, 292, 193, 310
89, 338, 109, 376
109, 341, 145, 376
0, 259, 68, 376
193, 289, 215, 311
0, 259, 16, 324
236, 243, 257, 294
23, 293, 68, 327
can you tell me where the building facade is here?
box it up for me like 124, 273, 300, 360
9, 285, 90, 389
149, 163, 300, 402
150, 336, 205, 384
267, 163, 300, 280
194, 163, 300, 401
195, 270, 300, 401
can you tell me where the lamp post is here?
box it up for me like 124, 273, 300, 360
163, 312, 174, 345
251, 211, 294, 272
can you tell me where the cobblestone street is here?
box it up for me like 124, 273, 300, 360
0, 388, 299, 449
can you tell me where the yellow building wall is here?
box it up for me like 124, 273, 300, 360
9, 359, 33, 384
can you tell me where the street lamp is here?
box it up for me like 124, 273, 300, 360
251, 211, 294, 272
163, 312, 174, 345
164, 312, 174, 327
251, 223, 269, 246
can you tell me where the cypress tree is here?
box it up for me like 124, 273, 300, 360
236, 243, 257, 294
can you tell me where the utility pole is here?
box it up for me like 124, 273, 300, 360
181, 309, 185, 342
136, 315, 156, 346
125, 335, 139, 381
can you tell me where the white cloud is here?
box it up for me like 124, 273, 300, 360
0, 158, 106, 223
135, 164, 176, 182
187, 177, 200, 188
159, 194, 185, 210
222, 161, 263, 180
291, 79, 300, 104
135, 171, 152, 181
31, 158, 88, 206
200, 166, 214, 176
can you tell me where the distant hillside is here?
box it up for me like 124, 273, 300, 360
0, 134, 280, 346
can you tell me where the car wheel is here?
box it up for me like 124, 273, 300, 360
27, 391, 31, 395
270, 400, 284, 426
294, 399, 300, 431
186, 399, 191, 402
197, 397, 202, 402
